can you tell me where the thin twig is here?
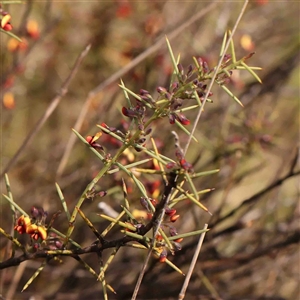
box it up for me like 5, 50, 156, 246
56, 1, 218, 177
0, 44, 91, 180
5, 261, 28, 300
212, 168, 300, 229
184, 0, 249, 156
178, 224, 208, 300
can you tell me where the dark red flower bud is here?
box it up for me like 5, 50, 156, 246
31, 206, 40, 218
54, 240, 63, 249
166, 162, 176, 169
137, 138, 146, 144
140, 94, 156, 106
122, 107, 130, 117
175, 149, 184, 160
180, 159, 193, 172
91, 143, 104, 150
165, 208, 177, 216
203, 61, 209, 73
187, 64, 193, 76
173, 241, 182, 251
150, 198, 158, 206
171, 98, 183, 110
140, 89, 150, 95
177, 114, 190, 125
170, 82, 179, 92
169, 226, 178, 236
157, 86, 167, 94
197, 57, 203, 67
144, 128, 152, 136
177, 63, 184, 74
33, 243, 40, 250
223, 54, 231, 63
168, 113, 176, 124
159, 249, 168, 263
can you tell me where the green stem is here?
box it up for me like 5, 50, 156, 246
64, 114, 157, 245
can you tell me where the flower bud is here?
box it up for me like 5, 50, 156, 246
165, 208, 176, 216
159, 249, 168, 263
174, 237, 183, 243
144, 128, 152, 136
166, 162, 176, 169
157, 86, 167, 94
169, 226, 178, 236
170, 214, 180, 222
173, 241, 182, 251
168, 113, 176, 125
140, 89, 150, 95
177, 63, 184, 75
187, 64, 193, 76
176, 114, 190, 126
150, 198, 158, 206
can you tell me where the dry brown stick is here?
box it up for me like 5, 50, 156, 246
178, 224, 208, 300
5, 261, 28, 300
0, 44, 91, 180
56, 1, 218, 178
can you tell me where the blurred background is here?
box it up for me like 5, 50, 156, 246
1, 1, 299, 299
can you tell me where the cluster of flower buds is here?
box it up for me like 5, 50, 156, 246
158, 222, 183, 263
14, 207, 48, 242
166, 149, 194, 174
85, 187, 107, 200
156, 85, 191, 126
121, 96, 155, 152
122, 104, 146, 119
139, 89, 156, 107
140, 197, 157, 218
165, 207, 179, 223
155, 59, 216, 126
168, 113, 190, 125
46, 233, 64, 250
